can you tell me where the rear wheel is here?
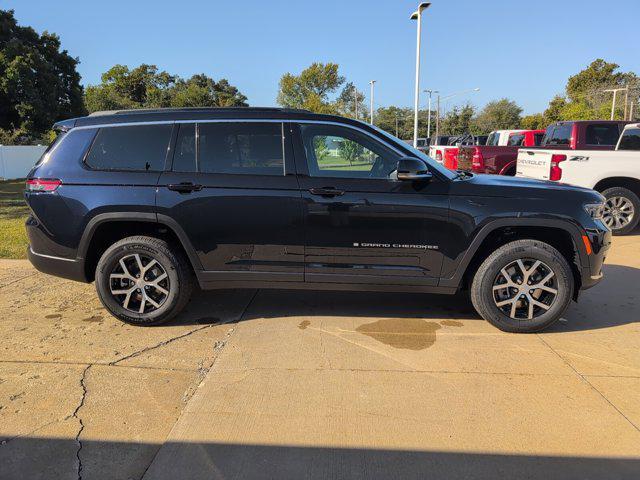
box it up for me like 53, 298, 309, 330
470, 239, 574, 333
601, 186, 639, 236
95, 236, 193, 326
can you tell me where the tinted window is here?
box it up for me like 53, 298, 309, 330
172, 123, 196, 172
85, 124, 172, 171
534, 133, 544, 145
618, 128, 640, 150
198, 122, 284, 175
300, 124, 399, 179
508, 133, 525, 146
486, 132, 500, 146
585, 124, 620, 146
540, 125, 554, 146
546, 123, 573, 145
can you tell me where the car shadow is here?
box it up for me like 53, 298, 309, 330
170, 262, 639, 333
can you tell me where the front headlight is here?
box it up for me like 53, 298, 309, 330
584, 203, 604, 220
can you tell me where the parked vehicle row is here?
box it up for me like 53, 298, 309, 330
517, 122, 640, 235
25, 107, 610, 332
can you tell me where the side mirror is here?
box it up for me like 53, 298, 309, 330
397, 157, 433, 182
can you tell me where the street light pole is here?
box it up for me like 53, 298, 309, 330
410, 3, 431, 148
424, 89, 437, 140
369, 80, 376, 125
354, 87, 358, 120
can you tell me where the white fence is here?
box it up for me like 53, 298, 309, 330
0, 146, 47, 180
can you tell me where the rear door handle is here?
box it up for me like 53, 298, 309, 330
167, 182, 203, 193
309, 187, 345, 197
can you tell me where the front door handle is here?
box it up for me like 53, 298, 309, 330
167, 182, 203, 193
309, 187, 345, 197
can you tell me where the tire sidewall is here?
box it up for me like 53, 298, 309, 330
474, 242, 573, 332
95, 241, 181, 324
602, 187, 640, 236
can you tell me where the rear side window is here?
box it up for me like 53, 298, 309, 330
507, 133, 525, 146
198, 122, 284, 175
585, 124, 620, 146
85, 124, 172, 171
618, 128, 640, 150
546, 123, 573, 146
534, 133, 544, 145
486, 132, 500, 146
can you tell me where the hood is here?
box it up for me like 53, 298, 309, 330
451, 173, 601, 200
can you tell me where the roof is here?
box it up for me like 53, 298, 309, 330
54, 107, 362, 130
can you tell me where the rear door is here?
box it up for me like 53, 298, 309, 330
292, 121, 449, 286
156, 121, 304, 284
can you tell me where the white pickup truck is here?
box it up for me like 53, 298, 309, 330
516, 122, 640, 235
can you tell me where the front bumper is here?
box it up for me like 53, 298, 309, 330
579, 227, 612, 290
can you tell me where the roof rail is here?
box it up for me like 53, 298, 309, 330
88, 107, 311, 117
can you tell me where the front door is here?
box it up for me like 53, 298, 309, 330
292, 122, 450, 286
157, 121, 304, 284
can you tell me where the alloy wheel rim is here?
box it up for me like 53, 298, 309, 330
492, 258, 558, 320
603, 196, 635, 231
109, 253, 169, 314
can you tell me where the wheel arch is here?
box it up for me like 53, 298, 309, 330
78, 213, 202, 282
593, 177, 640, 198
440, 218, 586, 299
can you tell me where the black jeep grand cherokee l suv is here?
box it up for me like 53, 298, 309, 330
25, 108, 611, 333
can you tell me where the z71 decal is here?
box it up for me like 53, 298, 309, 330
569, 156, 590, 162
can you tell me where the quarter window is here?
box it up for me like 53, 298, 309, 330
300, 124, 399, 179
85, 124, 172, 171
585, 124, 620, 146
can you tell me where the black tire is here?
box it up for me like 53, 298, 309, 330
470, 239, 574, 333
95, 236, 193, 326
601, 186, 640, 236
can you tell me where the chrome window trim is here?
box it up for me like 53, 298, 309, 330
70, 119, 406, 158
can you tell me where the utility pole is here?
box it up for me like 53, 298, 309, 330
435, 94, 440, 140
410, 3, 431, 147
369, 80, 376, 125
624, 85, 630, 121
354, 87, 358, 120
395, 115, 399, 137
604, 87, 627, 120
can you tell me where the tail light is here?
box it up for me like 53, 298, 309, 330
435, 149, 443, 162
472, 147, 484, 171
26, 178, 61, 192
549, 155, 566, 181
444, 149, 458, 169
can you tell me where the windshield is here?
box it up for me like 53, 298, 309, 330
370, 124, 457, 180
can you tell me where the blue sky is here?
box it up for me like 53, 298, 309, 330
5, 0, 640, 114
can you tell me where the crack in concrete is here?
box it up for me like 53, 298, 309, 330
108, 324, 217, 366
537, 334, 640, 434
73, 364, 91, 480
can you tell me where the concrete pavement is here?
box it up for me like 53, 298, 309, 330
1, 234, 639, 479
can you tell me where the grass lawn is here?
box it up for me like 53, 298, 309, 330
0, 179, 29, 259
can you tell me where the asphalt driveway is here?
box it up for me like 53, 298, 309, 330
1, 234, 639, 479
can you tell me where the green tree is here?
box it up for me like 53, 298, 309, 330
85, 65, 247, 112
277, 62, 345, 113
337, 139, 365, 165
440, 103, 476, 135
374, 106, 414, 139
335, 82, 367, 120
520, 113, 546, 130
473, 98, 522, 132
0, 9, 85, 144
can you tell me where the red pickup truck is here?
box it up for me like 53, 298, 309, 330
455, 130, 544, 175
457, 120, 631, 176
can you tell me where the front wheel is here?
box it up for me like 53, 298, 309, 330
470, 240, 574, 333
95, 236, 193, 326
601, 186, 640, 236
